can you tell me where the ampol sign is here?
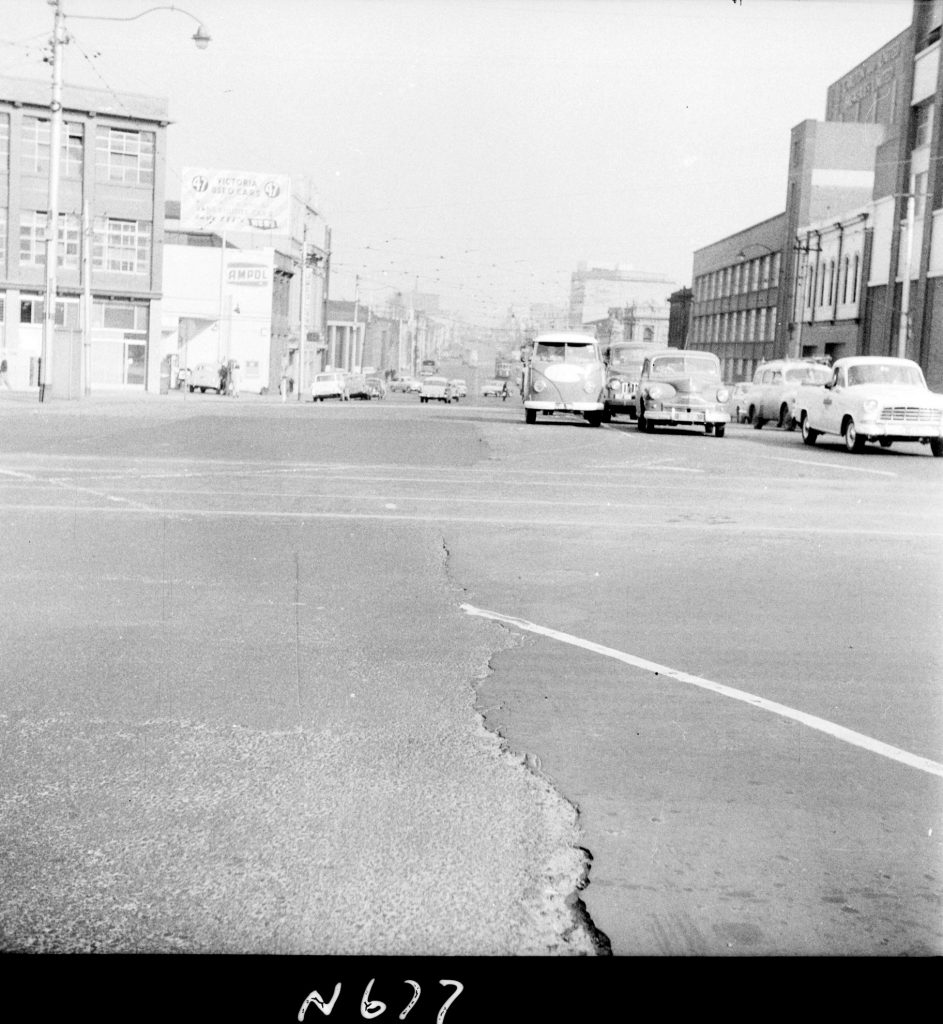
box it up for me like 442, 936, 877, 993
180, 167, 292, 233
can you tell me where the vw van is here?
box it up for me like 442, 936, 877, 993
522, 332, 606, 427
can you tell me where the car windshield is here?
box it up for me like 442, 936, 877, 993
609, 352, 645, 373
784, 366, 831, 383
534, 342, 596, 362
651, 355, 719, 378
846, 363, 925, 387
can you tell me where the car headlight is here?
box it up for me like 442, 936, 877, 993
862, 398, 879, 416
647, 383, 674, 401
533, 378, 546, 393
583, 380, 597, 395
716, 387, 730, 403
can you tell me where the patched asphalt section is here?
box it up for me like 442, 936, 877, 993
0, 505, 602, 954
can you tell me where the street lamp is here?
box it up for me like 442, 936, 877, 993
39, 0, 210, 402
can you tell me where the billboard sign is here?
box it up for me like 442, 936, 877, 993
180, 168, 292, 233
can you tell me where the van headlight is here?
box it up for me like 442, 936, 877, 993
716, 387, 730, 403
583, 380, 597, 395
533, 378, 546, 393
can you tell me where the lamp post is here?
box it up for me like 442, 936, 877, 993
39, 0, 210, 402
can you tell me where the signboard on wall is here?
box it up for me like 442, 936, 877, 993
180, 167, 292, 233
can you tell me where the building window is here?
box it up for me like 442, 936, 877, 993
841, 256, 850, 304
827, 260, 836, 306
747, 308, 756, 340
851, 255, 860, 304
92, 217, 152, 274
915, 103, 934, 149
20, 117, 83, 177
0, 208, 5, 270
913, 170, 928, 219
19, 295, 79, 326
771, 252, 781, 283
18, 211, 80, 269
0, 112, 9, 174
95, 126, 155, 185
760, 255, 770, 289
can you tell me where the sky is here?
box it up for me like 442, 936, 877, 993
1, 0, 914, 326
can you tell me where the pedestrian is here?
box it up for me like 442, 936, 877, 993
219, 362, 229, 395
230, 361, 240, 398
0, 357, 10, 390
280, 371, 288, 402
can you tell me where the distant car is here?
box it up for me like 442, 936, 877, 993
420, 376, 453, 403
795, 356, 943, 456
602, 342, 654, 421
635, 349, 730, 437
311, 371, 348, 401
743, 359, 833, 430
728, 382, 752, 423
345, 373, 371, 400
366, 376, 387, 399
187, 363, 224, 394
481, 379, 506, 397
449, 378, 468, 399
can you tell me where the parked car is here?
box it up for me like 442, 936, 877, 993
481, 379, 506, 397
634, 349, 730, 436
187, 362, 224, 394
728, 381, 752, 423
449, 378, 468, 399
311, 371, 349, 401
601, 342, 654, 421
390, 376, 421, 393
743, 359, 832, 430
522, 332, 606, 427
366, 376, 387, 399
795, 356, 943, 456
345, 372, 371, 400
419, 376, 453, 403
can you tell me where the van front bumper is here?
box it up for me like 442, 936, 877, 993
524, 400, 604, 412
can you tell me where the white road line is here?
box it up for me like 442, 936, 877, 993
461, 603, 943, 780
768, 456, 898, 478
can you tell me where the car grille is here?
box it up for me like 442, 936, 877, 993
880, 406, 942, 423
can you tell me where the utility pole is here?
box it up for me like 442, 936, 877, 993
353, 274, 360, 372
297, 217, 307, 401
321, 226, 332, 368
40, 0, 66, 402
897, 190, 915, 360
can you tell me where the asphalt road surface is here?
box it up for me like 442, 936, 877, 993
1, 388, 940, 961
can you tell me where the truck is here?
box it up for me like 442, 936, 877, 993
794, 355, 943, 455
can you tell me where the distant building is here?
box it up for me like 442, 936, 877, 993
688, 214, 784, 382
686, 0, 943, 386
667, 287, 693, 348
569, 264, 677, 345
0, 74, 168, 394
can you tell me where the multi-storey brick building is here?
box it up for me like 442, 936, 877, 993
0, 75, 167, 394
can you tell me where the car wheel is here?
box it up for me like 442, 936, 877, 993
751, 407, 763, 429
601, 408, 612, 423
800, 414, 818, 445
585, 411, 602, 428
714, 424, 725, 438
843, 418, 866, 453
780, 404, 795, 431
930, 438, 943, 457
705, 423, 714, 435
525, 408, 537, 425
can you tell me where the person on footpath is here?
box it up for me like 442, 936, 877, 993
230, 361, 240, 398
0, 357, 11, 389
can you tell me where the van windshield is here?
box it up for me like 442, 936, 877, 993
534, 342, 597, 362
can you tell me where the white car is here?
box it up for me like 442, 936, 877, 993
795, 356, 943, 455
311, 371, 348, 401
419, 376, 453, 403
187, 363, 224, 394
743, 359, 832, 430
